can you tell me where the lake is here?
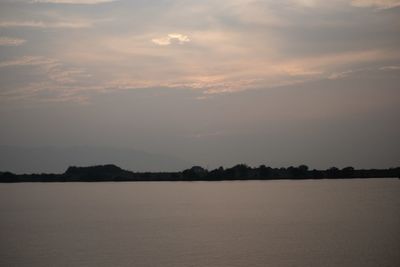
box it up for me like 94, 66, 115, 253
0, 179, 399, 267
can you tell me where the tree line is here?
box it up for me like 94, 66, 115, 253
0, 164, 399, 182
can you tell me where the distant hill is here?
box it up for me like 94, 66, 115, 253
0, 146, 192, 174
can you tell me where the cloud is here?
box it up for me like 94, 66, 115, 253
294, 0, 318, 7
0, 20, 93, 28
0, 37, 26, 46
0, 56, 90, 84
31, 0, 117, 4
327, 65, 400, 80
379, 65, 400, 70
0, 56, 57, 68
1, 0, 399, 102
0, 55, 95, 103
288, 0, 400, 9
272, 64, 323, 76
152, 34, 190, 46
294, 0, 400, 9
351, 0, 400, 9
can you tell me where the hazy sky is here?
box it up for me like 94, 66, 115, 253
0, 0, 399, 169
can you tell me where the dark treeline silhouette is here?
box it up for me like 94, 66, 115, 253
0, 164, 399, 183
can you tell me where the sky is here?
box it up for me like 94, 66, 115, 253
0, 0, 399, 170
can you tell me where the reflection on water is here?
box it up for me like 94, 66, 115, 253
0, 179, 399, 267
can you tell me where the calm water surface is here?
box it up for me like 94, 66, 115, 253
0, 179, 399, 267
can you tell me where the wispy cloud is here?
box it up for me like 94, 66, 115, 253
0, 56, 57, 68
0, 55, 96, 103
31, 0, 117, 4
293, 0, 400, 9
379, 65, 400, 70
0, 36, 26, 46
152, 34, 190, 46
293, 0, 319, 8
0, 20, 93, 28
351, 0, 400, 9
327, 64, 400, 80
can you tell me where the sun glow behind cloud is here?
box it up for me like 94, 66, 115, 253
152, 34, 191, 46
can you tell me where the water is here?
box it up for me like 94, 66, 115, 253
0, 179, 399, 267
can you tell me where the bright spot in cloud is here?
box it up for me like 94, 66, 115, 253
152, 33, 190, 46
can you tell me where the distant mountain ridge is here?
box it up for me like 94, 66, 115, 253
0, 146, 192, 174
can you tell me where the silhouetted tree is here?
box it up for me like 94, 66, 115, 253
258, 165, 272, 178
182, 166, 207, 180
342, 167, 355, 178
327, 167, 340, 178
